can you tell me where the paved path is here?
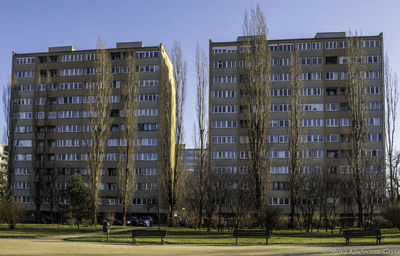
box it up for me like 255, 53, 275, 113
1, 229, 400, 256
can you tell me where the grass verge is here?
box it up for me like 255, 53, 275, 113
67, 227, 400, 246
0, 223, 130, 238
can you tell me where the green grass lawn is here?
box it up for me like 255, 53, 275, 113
67, 227, 400, 246
0, 223, 129, 238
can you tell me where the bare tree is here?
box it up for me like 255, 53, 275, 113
297, 172, 320, 232
170, 42, 187, 223
384, 56, 399, 203
117, 52, 138, 226
345, 32, 369, 227
318, 169, 341, 233
2, 76, 20, 200
242, 5, 271, 225
288, 50, 305, 228
87, 38, 113, 225
31, 69, 51, 223
194, 43, 208, 229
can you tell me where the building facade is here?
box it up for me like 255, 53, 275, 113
11, 42, 175, 220
209, 32, 385, 215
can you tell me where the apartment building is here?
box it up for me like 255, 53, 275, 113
182, 147, 200, 172
11, 42, 175, 220
209, 32, 385, 214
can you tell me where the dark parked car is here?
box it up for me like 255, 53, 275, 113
137, 216, 153, 227
126, 216, 138, 226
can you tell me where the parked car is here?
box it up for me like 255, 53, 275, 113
126, 216, 138, 226
137, 216, 153, 227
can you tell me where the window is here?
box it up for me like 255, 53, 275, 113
302, 150, 324, 158
136, 65, 159, 72
365, 71, 381, 79
138, 123, 158, 131
326, 72, 338, 80
212, 76, 237, 83
211, 121, 237, 128
368, 118, 382, 126
107, 139, 119, 147
138, 80, 159, 87
370, 149, 383, 157
270, 166, 289, 174
368, 102, 383, 110
58, 111, 80, 118
364, 40, 380, 48
300, 104, 324, 111
212, 105, 237, 113
312, 42, 322, 50
136, 109, 158, 117
301, 88, 322, 96
267, 151, 289, 159
367, 86, 382, 94
211, 136, 237, 144
14, 154, 32, 161
14, 57, 35, 64
15, 126, 32, 133
135, 51, 160, 58
368, 133, 383, 142
17, 112, 32, 119
326, 134, 339, 142
212, 90, 237, 98
325, 41, 337, 49
326, 103, 338, 111
15, 140, 32, 147
366, 56, 381, 63
312, 57, 323, 65
301, 119, 324, 127
301, 134, 323, 142
340, 118, 351, 127
60, 68, 83, 76
58, 125, 81, 132
212, 60, 237, 68
138, 94, 159, 102
326, 119, 339, 127
300, 58, 311, 65
297, 42, 311, 50
272, 182, 289, 190
211, 151, 237, 159
270, 89, 291, 96
14, 71, 35, 78
109, 95, 120, 103
136, 138, 157, 146
311, 72, 322, 80
136, 168, 157, 175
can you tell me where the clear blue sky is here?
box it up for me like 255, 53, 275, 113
1, 0, 399, 148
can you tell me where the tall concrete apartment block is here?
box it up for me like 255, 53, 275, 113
11, 42, 175, 219
209, 32, 385, 213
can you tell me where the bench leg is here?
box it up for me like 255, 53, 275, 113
236, 237, 238, 246
132, 237, 136, 245
161, 237, 164, 245
346, 238, 349, 245
266, 238, 268, 245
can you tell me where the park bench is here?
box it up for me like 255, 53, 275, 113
343, 229, 382, 245
131, 229, 167, 245
233, 229, 270, 245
